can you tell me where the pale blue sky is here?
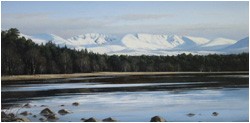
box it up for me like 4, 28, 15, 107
1, 1, 249, 40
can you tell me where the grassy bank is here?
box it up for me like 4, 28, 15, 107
1, 71, 248, 81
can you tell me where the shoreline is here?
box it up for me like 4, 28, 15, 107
1, 71, 248, 81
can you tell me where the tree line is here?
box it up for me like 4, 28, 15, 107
1, 28, 249, 75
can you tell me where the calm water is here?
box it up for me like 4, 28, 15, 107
1, 74, 249, 122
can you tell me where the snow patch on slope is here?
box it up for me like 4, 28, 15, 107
68, 33, 120, 46
184, 36, 210, 45
203, 38, 236, 47
121, 34, 187, 50
19, 33, 47, 44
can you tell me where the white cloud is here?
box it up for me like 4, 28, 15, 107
117, 14, 174, 21
2, 13, 112, 38
2, 12, 248, 40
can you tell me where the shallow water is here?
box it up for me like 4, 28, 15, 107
1, 74, 249, 122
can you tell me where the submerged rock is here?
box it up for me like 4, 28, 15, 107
23, 103, 32, 108
187, 113, 195, 117
72, 102, 79, 106
33, 115, 37, 118
20, 111, 29, 116
60, 104, 65, 107
103, 117, 117, 122
40, 105, 48, 107
40, 108, 55, 116
150, 116, 166, 122
58, 109, 71, 115
84, 117, 97, 122
212, 112, 219, 116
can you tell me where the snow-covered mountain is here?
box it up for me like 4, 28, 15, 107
121, 34, 210, 50
19, 33, 249, 56
67, 33, 125, 53
201, 38, 237, 50
222, 37, 249, 53
68, 33, 120, 46
20, 33, 73, 47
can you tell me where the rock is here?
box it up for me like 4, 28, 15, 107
20, 111, 29, 116
40, 105, 47, 107
40, 108, 55, 116
1, 111, 7, 117
187, 113, 195, 117
103, 117, 117, 122
58, 109, 71, 115
61, 104, 65, 107
39, 118, 47, 122
1, 112, 14, 122
84, 117, 97, 122
1, 112, 30, 122
23, 103, 32, 108
33, 115, 37, 118
9, 113, 15, 118
81, 118, 86, 121
15, 117, 30, 122
47, 114, 58, 121
72, 102, 79, 106
212, 112, 219, 116
150, 116, 166, 122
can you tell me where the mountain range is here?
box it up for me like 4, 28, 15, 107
20, 33, 249, 56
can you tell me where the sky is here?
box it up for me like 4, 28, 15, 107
1, 1, 249, 40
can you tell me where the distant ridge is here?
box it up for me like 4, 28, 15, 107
19, 33, 249, 55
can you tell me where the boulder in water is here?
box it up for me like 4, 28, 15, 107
150, 116, 166, 122
40, 108, 55, 116
212, 112, 219, 116
84, 117, 97, 122
58, 109, 71, 115
15, 117, 30, 122
20, 111, 29, 116
39, 118, 47, 122
72, 102, 79, 106
47, 114, 58, 120
23, 103, 32, 108
103, 117, 117, 122
187, 113, 195, 117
